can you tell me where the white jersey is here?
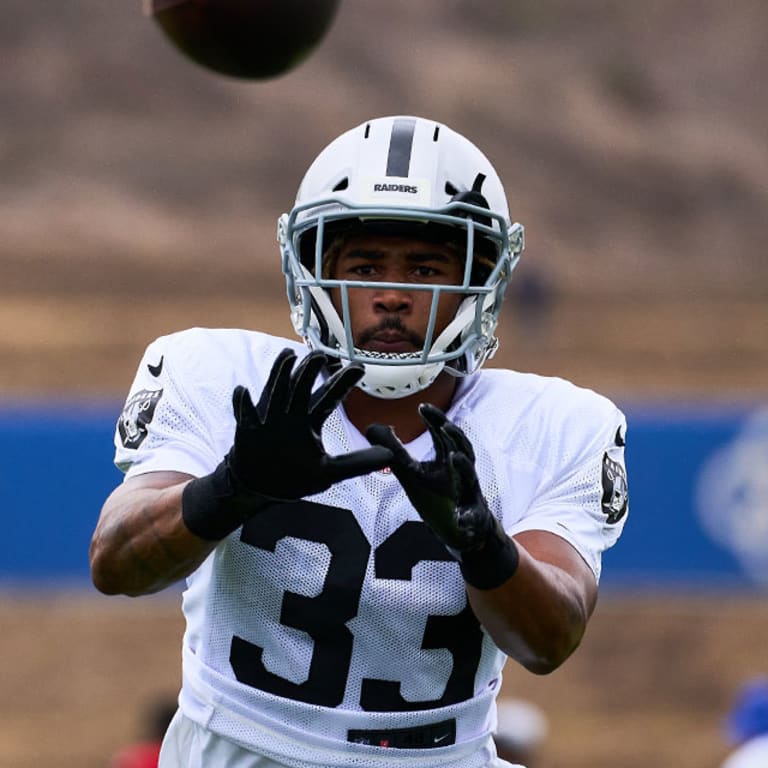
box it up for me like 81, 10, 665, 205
722, 736, 768, 768
114, 328, 629, 768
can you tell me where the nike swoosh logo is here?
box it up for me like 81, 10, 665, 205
147, 356, 164, 377
433, 733, 450, 744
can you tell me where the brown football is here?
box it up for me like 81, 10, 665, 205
146, 0, 341, 79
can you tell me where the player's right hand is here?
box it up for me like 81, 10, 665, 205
227, 347, 392, 499
183, 348, 392, 540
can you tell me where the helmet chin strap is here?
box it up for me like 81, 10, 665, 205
356, 360, 444, 400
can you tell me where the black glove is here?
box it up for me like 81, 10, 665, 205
367, 404, 519, 590
182, 348, 392, 540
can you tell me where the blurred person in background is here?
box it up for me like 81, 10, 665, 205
110, 696, 177, 768
493, 699, 548, 766
721, 678, 768, 768
90, 115, 629, 768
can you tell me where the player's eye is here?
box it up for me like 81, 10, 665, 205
347, 263, 379, 278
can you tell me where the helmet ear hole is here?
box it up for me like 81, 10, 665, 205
332, 178, 349, 192
308, 294, 329, 345
298, 230, 317, 271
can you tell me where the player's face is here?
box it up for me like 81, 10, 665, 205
329, 233, 465, 356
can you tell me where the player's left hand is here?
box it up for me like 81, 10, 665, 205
367, 404, 495, 555
367, 405, 520, 589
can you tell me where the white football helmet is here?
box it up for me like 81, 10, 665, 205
277, 115, 524, 399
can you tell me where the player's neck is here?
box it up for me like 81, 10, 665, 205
342, 372, 457, 444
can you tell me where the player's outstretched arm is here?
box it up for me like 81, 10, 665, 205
466, 528, 597, 674
367, 404, 596, 674
90, 471, 214, 597
91, 349, 391, 597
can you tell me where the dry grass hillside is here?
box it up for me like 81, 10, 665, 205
1, 0, 766, 401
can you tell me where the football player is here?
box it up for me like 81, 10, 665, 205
90, 116, 629, 768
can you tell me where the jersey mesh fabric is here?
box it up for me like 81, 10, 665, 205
114, 328, 627, 767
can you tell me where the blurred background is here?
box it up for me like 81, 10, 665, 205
1, 1, 766, 766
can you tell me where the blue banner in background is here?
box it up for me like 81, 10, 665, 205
1, 401, 766, 589
0, 403, 123, 585
604, 404, 768, 589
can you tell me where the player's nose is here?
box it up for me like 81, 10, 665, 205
373, 287, 412, 314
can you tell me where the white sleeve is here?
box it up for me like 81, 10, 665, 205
507, 391, 629, 583
113, 332, 230, 480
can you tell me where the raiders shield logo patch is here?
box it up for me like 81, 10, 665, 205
118, 388, 163, 449
601, 451, 628, 524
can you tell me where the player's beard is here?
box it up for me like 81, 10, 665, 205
356, 317, 424, 351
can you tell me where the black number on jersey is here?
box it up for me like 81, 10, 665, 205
231, 501, 370, 707
230, 502, 484, 710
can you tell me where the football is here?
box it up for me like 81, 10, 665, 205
146, 0, 341, 80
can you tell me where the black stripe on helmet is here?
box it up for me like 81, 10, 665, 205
385, 118, 417, 177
